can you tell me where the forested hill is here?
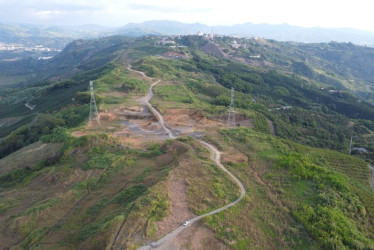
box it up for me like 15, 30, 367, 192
153, 35, 374, 160
0, 36, 131, 157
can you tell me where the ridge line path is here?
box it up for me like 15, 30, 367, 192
128, 65, 176, 139
127, 65, 246, 249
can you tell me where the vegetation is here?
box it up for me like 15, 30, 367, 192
1, 34, 374, 249
213, 128, 374, 248
136, 44, 374, 163
0, 131, 188, 248
132, 51, 374, 247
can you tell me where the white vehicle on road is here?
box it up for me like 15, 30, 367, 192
183, 220, 190, 226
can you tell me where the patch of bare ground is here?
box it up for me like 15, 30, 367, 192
153, 157, 229, 250
116, 105, 144, 113
221, 149, 248, 164
155, 162, 195, 238
102, 91, 128, 97
99, 111, 118, 121
175, 222, 230, 250
163, 108, 220, 129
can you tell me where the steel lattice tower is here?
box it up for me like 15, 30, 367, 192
227, 87, 236, 127
89, 81, 100, 126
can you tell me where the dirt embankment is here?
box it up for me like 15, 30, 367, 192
163, 108, 219, 128
154, 159, 229, 250
155, 163, 194, 237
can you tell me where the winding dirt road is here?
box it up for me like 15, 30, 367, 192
127, 65, 246, 250
140, 80, 176, 139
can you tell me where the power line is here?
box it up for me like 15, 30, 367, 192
89, 81, 100, 126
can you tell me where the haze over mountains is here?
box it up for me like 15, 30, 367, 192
117, 20, 374, 45
2, 20, 374, 46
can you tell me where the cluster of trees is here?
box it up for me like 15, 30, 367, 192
0, 114, 64, 158
277, 152, 373, 248
189, 52, 374, 157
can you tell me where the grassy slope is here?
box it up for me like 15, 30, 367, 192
0, 38, 195, 249
0, 141, 62, 175
0, 133, 188, 249
1, 36, 374, 249
137, 55, 374, 249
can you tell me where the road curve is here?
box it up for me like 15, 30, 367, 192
127, 65, 246, 249
139, 141, 246, 250
128, 64, 176, 139
127, 65, 153, 80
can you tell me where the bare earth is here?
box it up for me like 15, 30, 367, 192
155, 161, 229, 250
155, 164, 195, 237
176, 223, 230, 250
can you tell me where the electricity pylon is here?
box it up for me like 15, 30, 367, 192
89, 81, 100, 126
227, 87, 236, 127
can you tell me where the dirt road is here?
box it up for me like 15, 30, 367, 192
138, 141, 246, 250
127, 66, 246, 250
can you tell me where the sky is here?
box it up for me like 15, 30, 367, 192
0, 0, 373, 32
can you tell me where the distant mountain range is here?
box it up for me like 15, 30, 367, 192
2, 21, 374, 46
0, 23, 109, 49
117, 20, 374, 46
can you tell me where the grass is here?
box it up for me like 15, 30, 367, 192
179, 140, 240, 215
2, 38, 374, 249
23, 198, 62, 216
213, 127, 374, 249
132, 56, 374, 248
95, 64, 149, 94
154, 84, 193, 105
1, 134, 189, 249
0, 198, 20, 215
0, 141, 62, 176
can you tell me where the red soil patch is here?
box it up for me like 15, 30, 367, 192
221, 150, 248, 164
163, 108, 220, 128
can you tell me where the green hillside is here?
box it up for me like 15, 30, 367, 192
0, 35, 374, 249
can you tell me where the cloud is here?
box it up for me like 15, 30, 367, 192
0, 0, 105, 12
0, 0, 373, 31
34, 10, 61, 16
128, 3, 211, 13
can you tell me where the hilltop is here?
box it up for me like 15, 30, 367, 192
0, 34, 374, 249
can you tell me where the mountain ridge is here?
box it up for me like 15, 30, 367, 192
0, 34, 374, 249
117, 20, 374, 45
2, 20, 374, 46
